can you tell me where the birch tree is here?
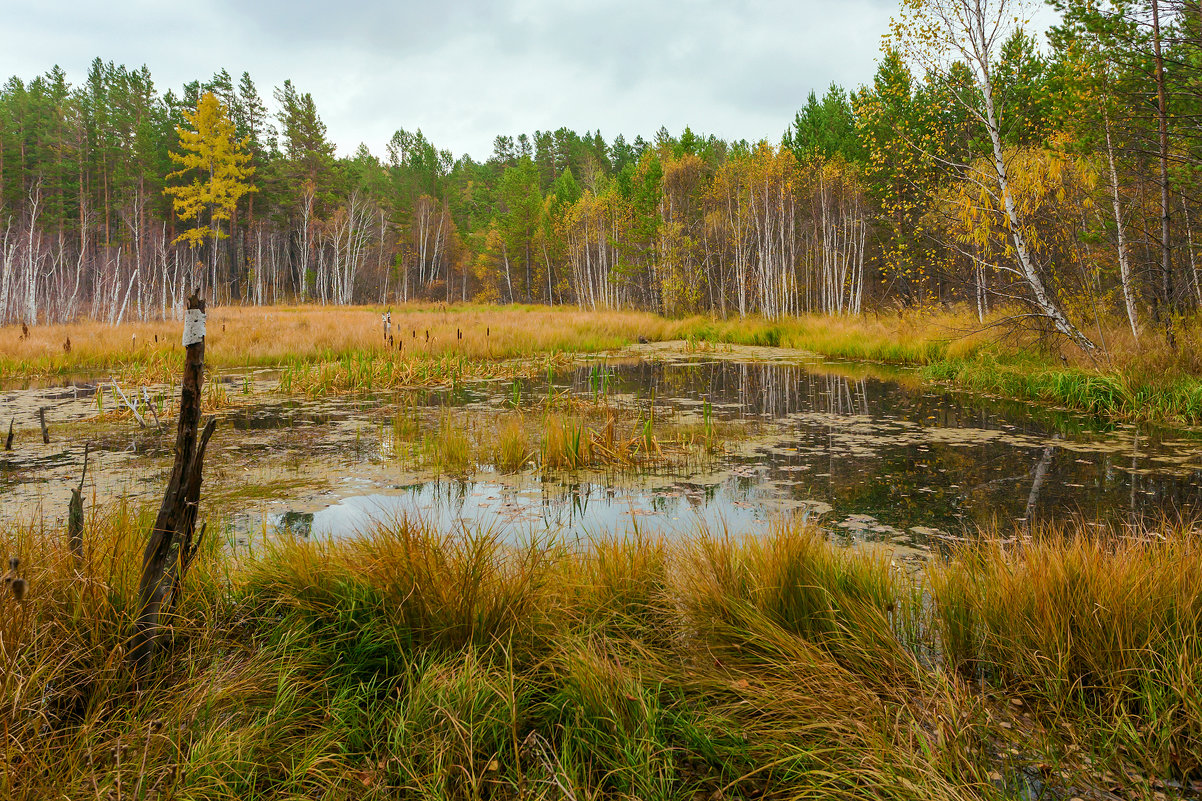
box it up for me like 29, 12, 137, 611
1051, 19, 1141, 339
892, 0, 1098, 350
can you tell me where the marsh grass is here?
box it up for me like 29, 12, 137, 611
0, 304, 675, 384
432, 414, 474, 476
81, 378, 239, 428
680, 526, 912, 680
391, 404, 741, 478
9, 303, 1202, 423
926, 356, 1202, 424
0, 303, 981, 383
277, 350, 580, 396
659, 416, 746, 454
492, 417, 532, 473
540, 415, 593, 470
928, 525, 1202, 780
391, 405, 421, 443
676, 311, 1202, 424
3, 508, 1200, 799
675, 311, 967, 364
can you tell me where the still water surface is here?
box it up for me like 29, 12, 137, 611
231, 355, 1202, 547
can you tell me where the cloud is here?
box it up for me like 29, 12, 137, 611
0, 0, 1056, 161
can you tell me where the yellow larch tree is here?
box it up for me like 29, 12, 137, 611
164, 91, 256, 276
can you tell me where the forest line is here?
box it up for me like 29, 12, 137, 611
2, 1, 1202, 354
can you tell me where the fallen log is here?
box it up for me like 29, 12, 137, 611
111, 383, 147, 428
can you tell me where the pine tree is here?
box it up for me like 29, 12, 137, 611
498, 156, 542, 302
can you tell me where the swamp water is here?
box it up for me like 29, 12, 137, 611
3, 347, 1201, 553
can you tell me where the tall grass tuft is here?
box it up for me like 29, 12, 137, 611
424, 412, 474, 475
928, 526, 1202, 777
492, 416, 531, 473
679, 523, 915, 683
5, 504, 1200, 798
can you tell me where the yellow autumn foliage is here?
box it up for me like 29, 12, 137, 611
164, 91, 256, 248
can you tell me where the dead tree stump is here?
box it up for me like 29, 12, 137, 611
130, 293, 217, 672
68, 444, 89, 564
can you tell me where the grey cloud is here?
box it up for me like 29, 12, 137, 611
2, 0, 1030, 159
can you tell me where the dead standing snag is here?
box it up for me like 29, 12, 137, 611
68, 444, 90, 564
130, 292, 216, 672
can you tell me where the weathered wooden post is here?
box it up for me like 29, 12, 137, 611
130, 293, 217, 672
39, 407, 49, 444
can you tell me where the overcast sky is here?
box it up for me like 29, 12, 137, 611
0, 0, 1061, 161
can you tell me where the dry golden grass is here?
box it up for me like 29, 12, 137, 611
0, 303, 681, 379
7, 506, 1198, 799
929, 524, 1202, 780
388, 401, 739, 478
7, 302, 1201, 378
0, 302, 996, 382
6, 301, 1202, 422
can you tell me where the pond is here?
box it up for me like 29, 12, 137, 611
4, 345, 1201, 550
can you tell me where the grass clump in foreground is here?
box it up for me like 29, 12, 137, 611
3, 509, 1200, 799
930, 532, 1202, 782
